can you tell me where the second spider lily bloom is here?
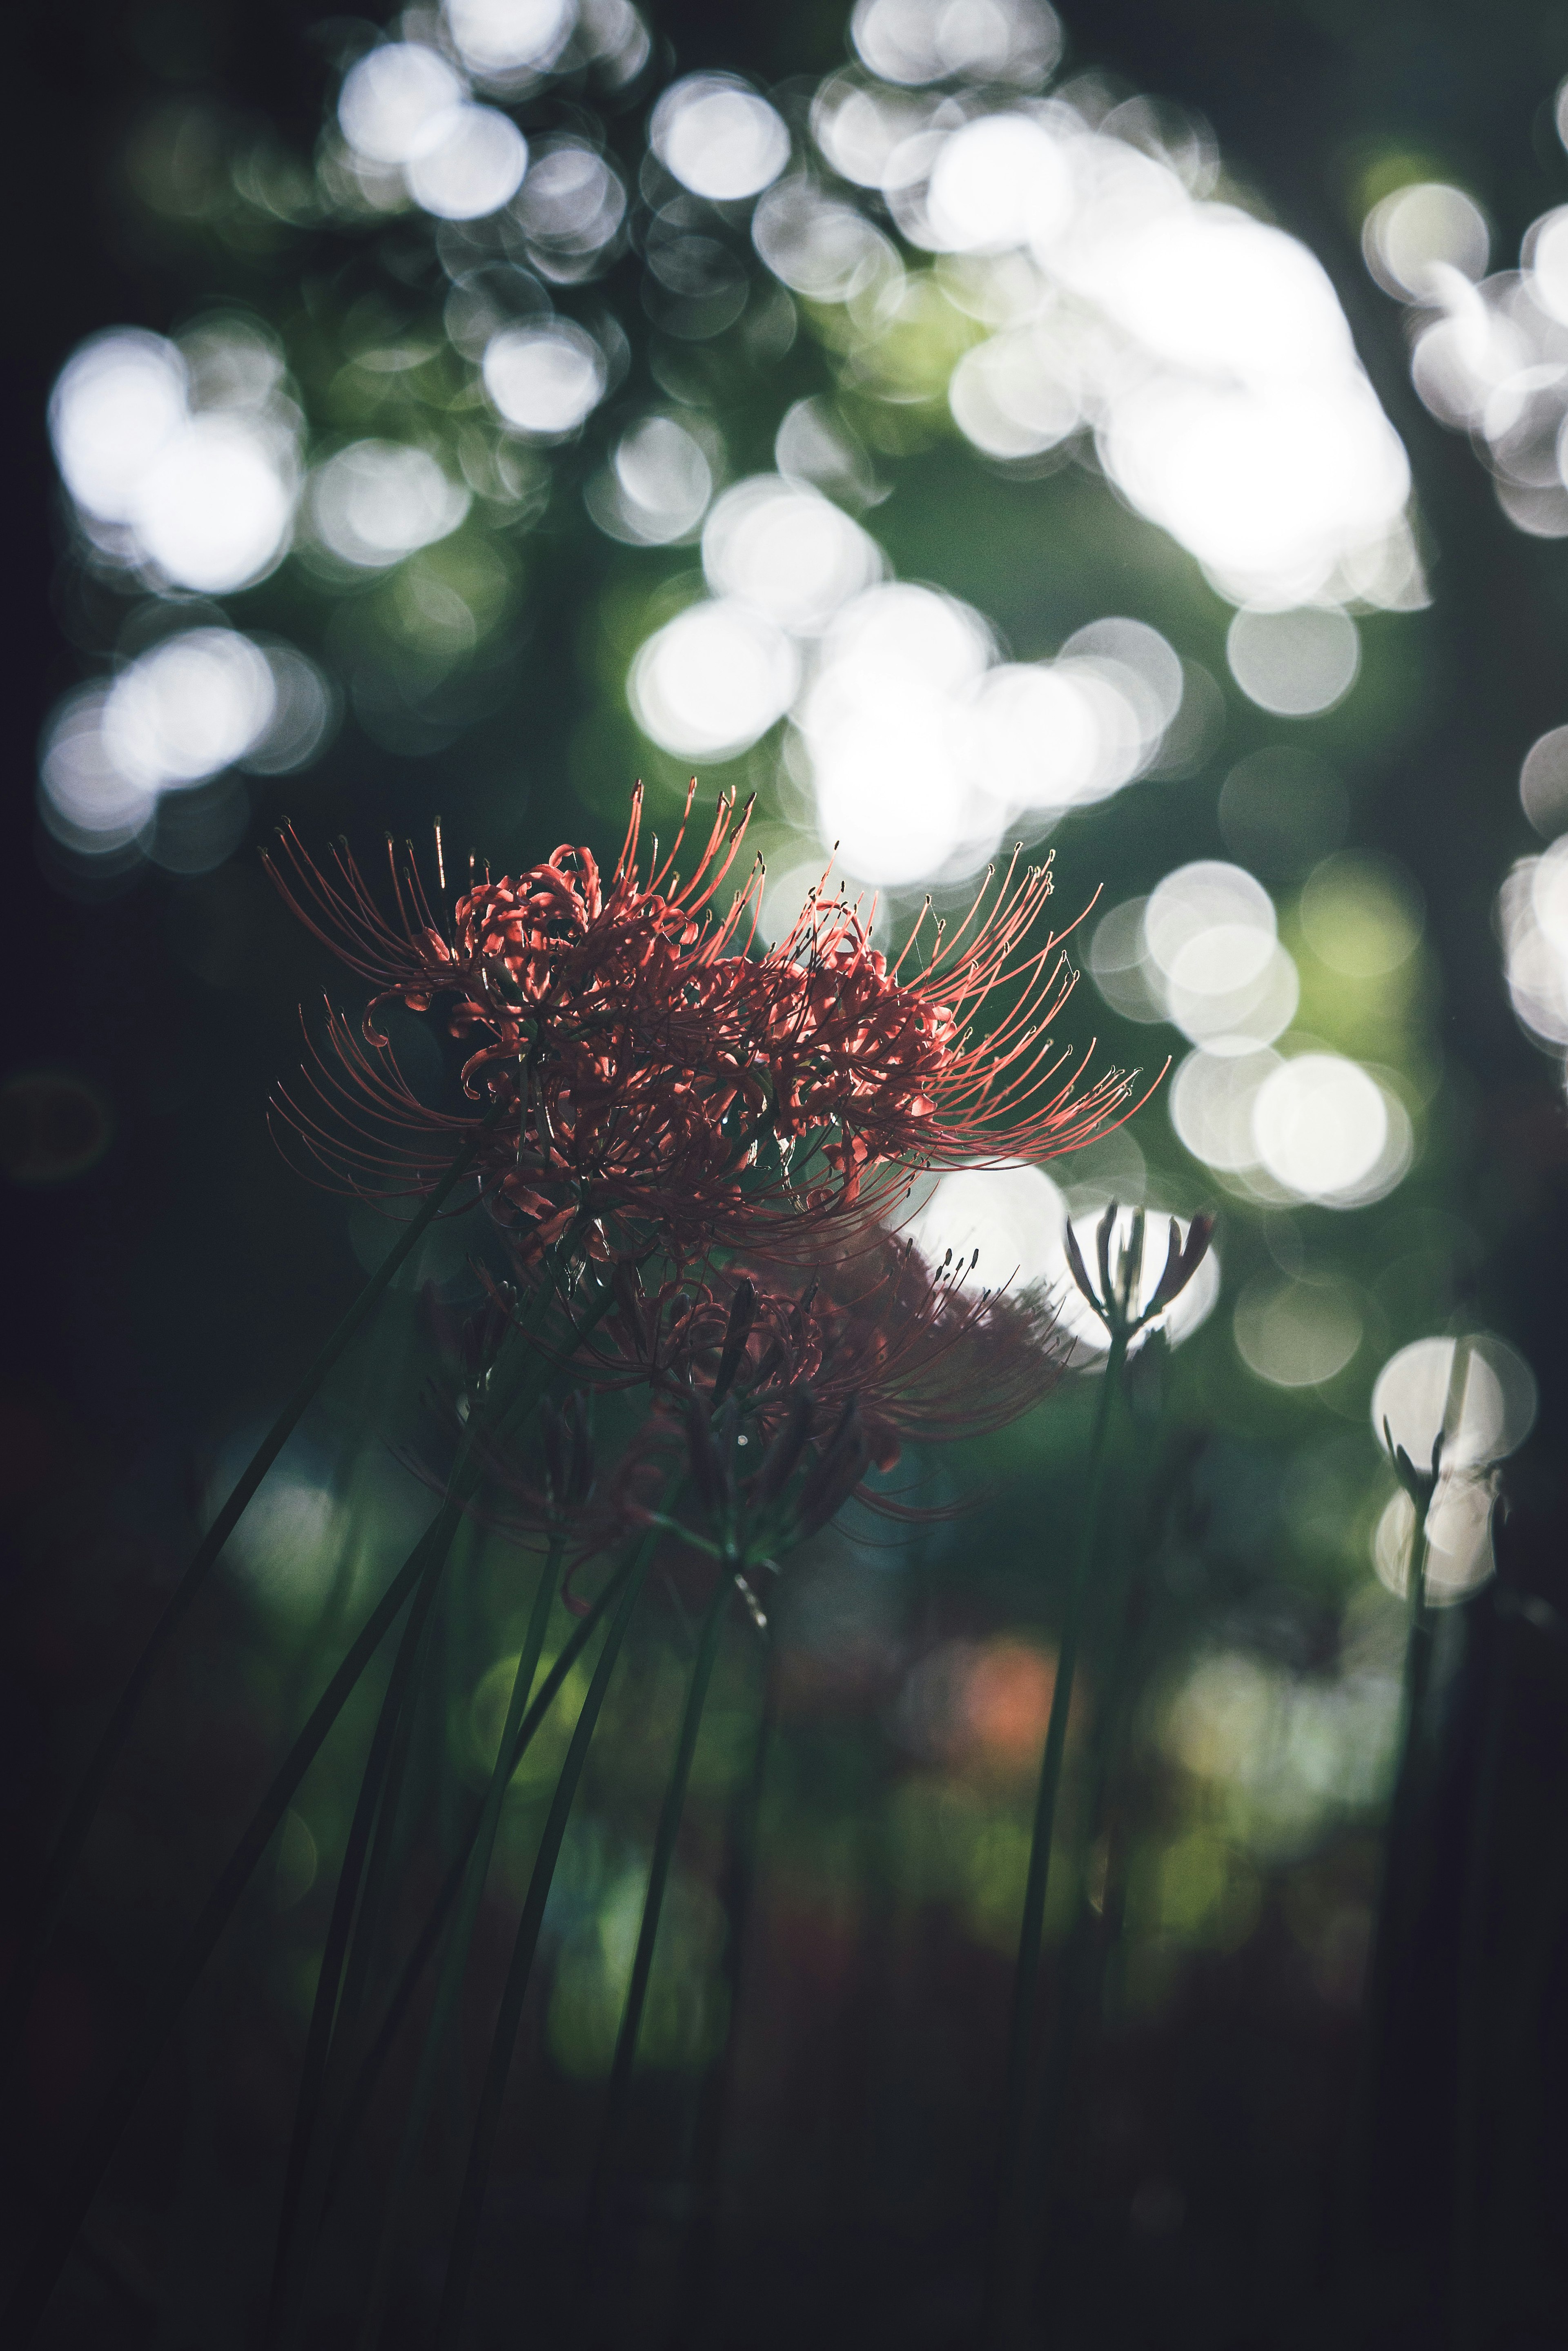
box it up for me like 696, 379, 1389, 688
1063, 1201, 1216, 1350
557, 1232, 1067, 1479
749, 849, 1152, 1188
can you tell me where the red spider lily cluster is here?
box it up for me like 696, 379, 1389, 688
443, 1237, 1065, 1609
266, 784, 1146, 1265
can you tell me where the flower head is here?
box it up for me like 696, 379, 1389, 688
749, 849, 1154, 1184
267, 790, 1149, 1266
557, 1228, 1065, 1492
1063, 1201, 1216, 1350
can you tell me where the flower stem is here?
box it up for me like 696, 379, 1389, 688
313, 1538, 652, 2224
1342, 1484, 1434, 2276
671, 1625, 777, 2349
264, 1524, 452, 2342
980, 1333, 1126, 2348
430, 1538, 656, 2350
3, 1107, 500, 2074
351, 1536, 565, 2348
2, 1498, 458, 2345
1450, 1588, 1507, 2349
581, 1565, 737, 2309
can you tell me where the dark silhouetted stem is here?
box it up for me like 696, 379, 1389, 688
1451, 1589, 1508, 2348
670, 1629, 777, 2351
432, 1537, 657, 2350
353, 1537, 564, 2347
980, 1333, 1125, 2349
1342, 1491, 1434, 2277
265, 1530, 448, 2341
316, 1540, 649, 2221
3, 1502, 459, 2345
4, 1108, 500, 2074
582, 1566, 736, 2307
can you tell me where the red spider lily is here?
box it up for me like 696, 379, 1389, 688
528, 1231, 1066, 1483
266, 789, 1146, 1264
267, 787, 844, 1259
452, 1231, 1064, 1613
749, 848, 1156, 1186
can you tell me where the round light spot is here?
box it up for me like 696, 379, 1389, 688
1520, 722, 1568, 839
48, 330, 188, 524
244, 644, 339, 775
949, 327, 1081, 459
444, 0, 576, 77
132, 415, 293, 593
1233, 1271, 1362, 1387
702, 475, 881, 634
1145, 861, 1276, 981
1374, 1481, 1494, 1606
311, 441, 470, 567
1226, 607, 1361, 717
796, 583, 996, 886
628, 598, 799, 758
925, 114, 1073, 253
597, 415, 712, 545
1299, 851, 1423, 978
651, 73, 790, 202
102, 629, 276, 791
512, 140, 626, 271
1169, 1047, 1280, 1170
1090, 896, 1165, 1025
906, 1162, 1067, 1293
753, 179, 900, 304
1371, 1333, 1536, 1473
38, 688, 158, 854
482, 320, 606, 438
970, 664, 1118, 813
406, 104, 527, 220
850, 0, 1062, 87
1252, 1054, 1388, 1203
338, 43, 465, 168
1362, 182, 1490, 303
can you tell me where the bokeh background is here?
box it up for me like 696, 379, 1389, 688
7, 0, 1568, 2344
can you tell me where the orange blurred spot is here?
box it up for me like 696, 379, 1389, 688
960, 1640, 1055, 1764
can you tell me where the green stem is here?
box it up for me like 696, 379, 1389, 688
4, 1107, 501, 2071
1342, 1491, 1433, 2275
980, 1333, 1125, 2350
1030, 1504, 1148, 2234
582, 1566, 736, 2301
1450, 1592, 1507, 2349
271, 1264, 606, 2340
315, 1540, 650, 2223
2, 1501, 458, 2345
265, 1528, 449, 2342
432, 1535, 658, 2349
670, 1627, 777, 2351
352, 1537, 565, 2348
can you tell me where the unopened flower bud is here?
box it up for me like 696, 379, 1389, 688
754, 1387, 815, 1506
795, 1396, 869, 1538
712, 1278, 757, 1404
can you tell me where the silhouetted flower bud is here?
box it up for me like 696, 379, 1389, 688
1144, 1212, 1216, 1318
754, 1386, 815, 1506
795, 1396, 870, 1537
712, 1278, 757, 1404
